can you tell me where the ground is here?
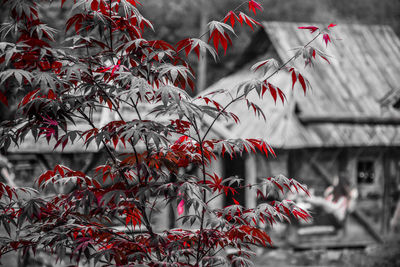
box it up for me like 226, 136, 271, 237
253, 236, 400, 267
1, 229, 399, 266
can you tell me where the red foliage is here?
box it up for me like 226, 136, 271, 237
0, 0, 336, 265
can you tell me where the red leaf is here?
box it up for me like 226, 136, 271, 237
291, 70, 297, 89
106, 99, 113, 110
91, 0, 99, 10
238, 12, 261, 30
298, 74, 306, 95
61, 0, 67, 7
4, 185, 13, 200
320, 55, 330, 64
100, 0, 107, 14
296, 182, 310, 196
323, 33, 331, 47
208, 22, 234, 55
112, 136, 118, 149
327, 23, 337, 29
19, 89, 39, 107
268, 83, 277, 103
233, 198, 239, 205
10, 241, 19, 250
248, 0, 263, 15
223, 11, 239, 27
127, 0, 140, 7
261, 83, 267, 96
276, 87, 286, 104
298, 25, 319, 33
54, 165, 65, 177
272, 180, 283, 193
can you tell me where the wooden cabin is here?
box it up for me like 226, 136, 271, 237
200, 22, 400, 245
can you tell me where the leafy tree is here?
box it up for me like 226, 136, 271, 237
0, 0, 335, 265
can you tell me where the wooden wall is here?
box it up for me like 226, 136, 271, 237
250, 147, 400, 236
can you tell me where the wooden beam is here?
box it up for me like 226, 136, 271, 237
352, 210, 383, 243
309, 160, 334, 185
382, 154, 393, 235
299, 115, 400, 125
196, 0, 208, 93
293, 241, 374, 251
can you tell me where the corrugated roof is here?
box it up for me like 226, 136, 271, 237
10, 22, 400, 152
201, 21, 400, 148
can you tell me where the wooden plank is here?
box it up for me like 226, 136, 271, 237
390, 199, 400, 232
299, 115, 400, 125
382, 154, 393, 235
196, 1, 208, 93
309, 160, 334, 185
352, 210, 383, 243
293, 240, 375, 251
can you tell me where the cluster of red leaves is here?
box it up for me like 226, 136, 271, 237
299, 23, 337, 46
0, 0, 339, 265
37, 164, 101, 189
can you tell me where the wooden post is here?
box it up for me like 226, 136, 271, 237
196, 0, 208, 93
299, 115, 400, 125
382, 153, 393, 235
287, 150, 297, 178
245, 154, 257, 208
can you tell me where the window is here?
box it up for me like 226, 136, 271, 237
223, 155, 245, 206
357, 160, 375, 184
393, 97, 400, 110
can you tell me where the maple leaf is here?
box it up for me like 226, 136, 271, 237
298, 74, 307, 95
176, 38, 217, 61
251, 58, 279, 75
39, 127, 56, 139
223, 11, 239, 27
248, 0, 262, 15
288, 68, 309, 94
207, 21, 235, 55
327, 23, 337, 29
323, 33, 331, 46
298, 25, 319, 34
290, 68, 297, 89
90, 0, 99, 11
238, 12, 261, 30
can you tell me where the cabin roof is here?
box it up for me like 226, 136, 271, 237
201, 21, 400, 148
